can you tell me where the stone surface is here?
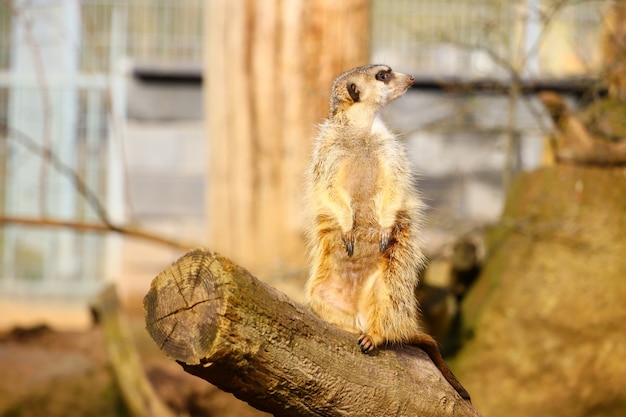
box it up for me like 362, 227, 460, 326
456, 165, 626, 417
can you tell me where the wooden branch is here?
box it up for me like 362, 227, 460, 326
0, 215, 195, 250
539, 91, 626, 165
94, 284, 176, 417
143, 249, 482, 417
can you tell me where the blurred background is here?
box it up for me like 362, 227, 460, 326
0, 0, 607, 322
0, 1, 625, 416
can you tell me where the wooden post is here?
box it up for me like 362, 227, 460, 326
94, 284, 175, 417
205, 0, 370, 274
144, 249, 482, 417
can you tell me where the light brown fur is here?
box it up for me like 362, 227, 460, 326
304, 64, 470, 401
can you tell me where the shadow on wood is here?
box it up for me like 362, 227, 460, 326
143, 249, 482, 417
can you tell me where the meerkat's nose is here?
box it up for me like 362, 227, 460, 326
408, 75, 415, 85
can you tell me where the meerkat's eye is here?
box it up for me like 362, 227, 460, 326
375, 70, 391, 82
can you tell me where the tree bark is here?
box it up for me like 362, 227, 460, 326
205, 0, 370, 274
143, 249, 482, 417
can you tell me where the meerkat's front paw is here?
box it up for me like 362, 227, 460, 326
342, 230, 355, 257
358, 334, 376, 354
379, 226, 393, 253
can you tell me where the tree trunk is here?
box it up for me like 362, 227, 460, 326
205, 0, 370, 275
143, 249, 482, 417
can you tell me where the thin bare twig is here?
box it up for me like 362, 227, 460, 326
11, 4, 54, 216
0, 122, 198, 250
1, 122, 113, 227
0, 216, 194, 251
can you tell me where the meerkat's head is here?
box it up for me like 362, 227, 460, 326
328, 64, 414, 127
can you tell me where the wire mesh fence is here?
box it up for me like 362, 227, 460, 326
80, 0, 204, 71
372, 0, 605, 78
0, 0, 611, 295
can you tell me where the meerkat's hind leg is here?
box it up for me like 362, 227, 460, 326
357, 333, 377, 354
355, 275, 388, 354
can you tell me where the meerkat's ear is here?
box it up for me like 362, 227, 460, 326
347, 83, 360, 102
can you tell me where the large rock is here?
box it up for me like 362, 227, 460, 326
455, 165, 626, 417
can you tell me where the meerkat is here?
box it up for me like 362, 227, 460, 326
304, 64, 471, 402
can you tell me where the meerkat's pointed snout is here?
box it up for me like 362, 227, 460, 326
384, 70, 414, 104
392, 70, 414, 89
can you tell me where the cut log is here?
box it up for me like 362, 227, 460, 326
143, 249, 482, 417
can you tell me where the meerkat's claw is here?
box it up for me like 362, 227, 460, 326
379, 227, 393, 253
342, 231, 355, 257
358, 334, 375, 354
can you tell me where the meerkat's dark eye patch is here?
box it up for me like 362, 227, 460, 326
375, 70, 392, 82
347, 83, 360, 102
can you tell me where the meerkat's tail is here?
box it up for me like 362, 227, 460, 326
409, 333, 472, 402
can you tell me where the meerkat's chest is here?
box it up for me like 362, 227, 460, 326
344, 151, 381, 199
